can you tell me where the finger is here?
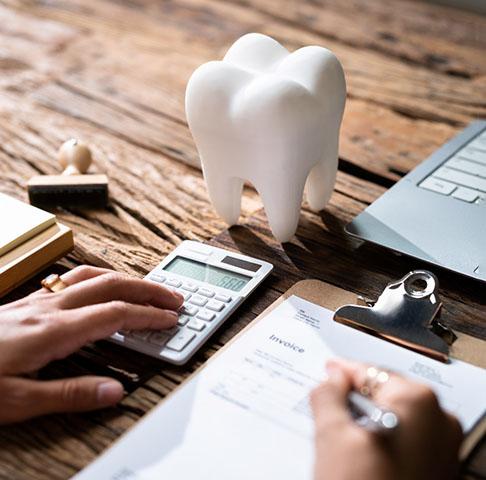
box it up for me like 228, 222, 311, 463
0, 376, 124, 424
34, 265, 113, 296
328, 358, 410, 400
50, 302, 179, 352
56, 272, 184, 310
61, 265, 114, 285
6, 304, 179, 373
310, 361, 355, 430
446, 412, 464, 448
328, 358, 441, 420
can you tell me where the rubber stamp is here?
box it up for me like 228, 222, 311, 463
27, 139, 109, 207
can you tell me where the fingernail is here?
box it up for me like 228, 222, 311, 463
168, 310, 179, 321
97, 381, 124, 405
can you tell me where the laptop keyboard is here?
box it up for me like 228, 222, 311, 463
419, 130, 486, 204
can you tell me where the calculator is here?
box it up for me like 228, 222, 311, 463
109, 241, 273, 364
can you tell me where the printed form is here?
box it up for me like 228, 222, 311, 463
74, 296, 486, 480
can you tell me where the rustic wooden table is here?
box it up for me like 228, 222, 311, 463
0, 1, 485, 478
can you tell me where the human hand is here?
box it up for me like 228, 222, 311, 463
0, 265, 183, 424
311, 359, 463, 480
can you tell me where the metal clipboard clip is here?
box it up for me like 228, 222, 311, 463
333, 270, 457, 363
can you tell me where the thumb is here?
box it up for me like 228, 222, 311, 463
0, 376, 124, 424
310, 360, 354, 430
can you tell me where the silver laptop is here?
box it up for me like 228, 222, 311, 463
346, 120, 486, 283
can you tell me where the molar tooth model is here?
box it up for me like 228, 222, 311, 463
185, 33, 346, 242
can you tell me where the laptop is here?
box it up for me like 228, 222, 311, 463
346, 120, 486, 283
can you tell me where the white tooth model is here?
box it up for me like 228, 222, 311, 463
185, 33, 346, 242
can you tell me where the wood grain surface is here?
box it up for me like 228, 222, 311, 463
0, 0, 485, 478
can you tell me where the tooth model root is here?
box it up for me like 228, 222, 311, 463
255, 173, 307, 243
306, 136, 340, 211
203, 167, 244, 226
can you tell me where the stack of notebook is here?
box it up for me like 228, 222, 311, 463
0, 192, 74, 297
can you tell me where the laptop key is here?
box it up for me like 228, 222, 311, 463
446, 157, 486, 178
419, 177, 456, 195
458, 146, 486, 165
478, 194, 486, 205
470, 136, 486, 153
452, 187, 479, 203
434, 167, 486, 193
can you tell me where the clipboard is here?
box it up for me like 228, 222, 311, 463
169, 270, 486, 461
235, 272, 486, 461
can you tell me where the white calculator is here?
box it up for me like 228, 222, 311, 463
109, 241, 273, 364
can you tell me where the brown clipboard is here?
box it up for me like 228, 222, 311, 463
174, 277, 485, 461
233, 278, 485, 461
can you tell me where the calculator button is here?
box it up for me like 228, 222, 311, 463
187, 318, 206, 331
176, 289, 192, 301
177, 315, 190, 326
214, 294, 232, 303
166, 330, 196, 351
149, 331, 173, 345
181, 282, 199, 293
112, 331, 125, 341
206, 300, 225, 312
166, 278, 182, 288
196, 310, 216, 322
130, 330, 152, 341
167, 326, 180, 335
198, 288, 215, 298
182, 304, 199, 316
188, 295, 208, 307
147, 274, 166, 283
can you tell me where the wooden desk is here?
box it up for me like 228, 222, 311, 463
0, 1, 485, 478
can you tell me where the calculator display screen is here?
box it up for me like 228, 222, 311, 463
163, 257, 251, 292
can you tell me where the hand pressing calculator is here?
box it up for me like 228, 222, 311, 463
109, 241, 273, 364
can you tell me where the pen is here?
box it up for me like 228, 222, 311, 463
348, 391, 399, 433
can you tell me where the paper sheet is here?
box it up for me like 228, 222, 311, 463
74, 296, 486, 480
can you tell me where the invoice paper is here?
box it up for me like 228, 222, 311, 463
74, 296, 486, 480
